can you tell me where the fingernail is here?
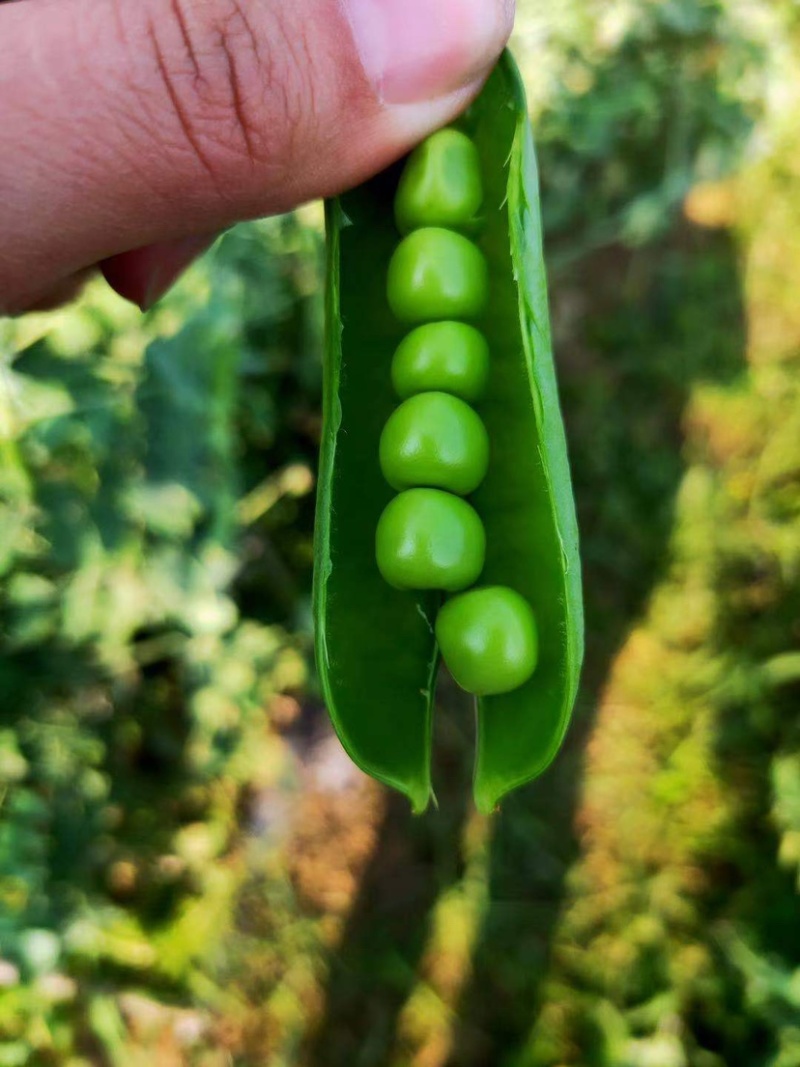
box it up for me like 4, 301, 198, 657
341, 0, 514, 105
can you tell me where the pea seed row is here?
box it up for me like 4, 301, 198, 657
374, 129, 539, 697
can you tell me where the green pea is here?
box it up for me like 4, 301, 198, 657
375, 488, 485, 592
391, 322, 490, 402
436, 586, 538, 696
379, 392, 489, 496
386, 228, 488, 324
395, 128, 483, 236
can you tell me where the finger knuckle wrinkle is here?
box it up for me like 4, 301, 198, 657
150, 0, 304, 185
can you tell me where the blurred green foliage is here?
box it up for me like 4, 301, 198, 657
0, 218, 322, 1062
3, 0, 800, 1065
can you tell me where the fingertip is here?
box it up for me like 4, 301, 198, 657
342, 0, 513, 105
101, 235, 216, 311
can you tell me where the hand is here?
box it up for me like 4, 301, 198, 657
0, 0, 513, 315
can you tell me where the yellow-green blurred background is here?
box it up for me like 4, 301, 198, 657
3, 0, 800, 1063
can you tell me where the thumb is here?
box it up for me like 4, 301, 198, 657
1, 0, 513, 313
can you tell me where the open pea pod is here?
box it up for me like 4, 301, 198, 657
313, 51, 583, 814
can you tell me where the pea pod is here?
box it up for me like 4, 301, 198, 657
313, 51, 583, 814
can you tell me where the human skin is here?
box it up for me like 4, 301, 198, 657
0, 0, 514, 315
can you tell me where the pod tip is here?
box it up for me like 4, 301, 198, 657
410, 784, 434, 816
473, 780, 503, 816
